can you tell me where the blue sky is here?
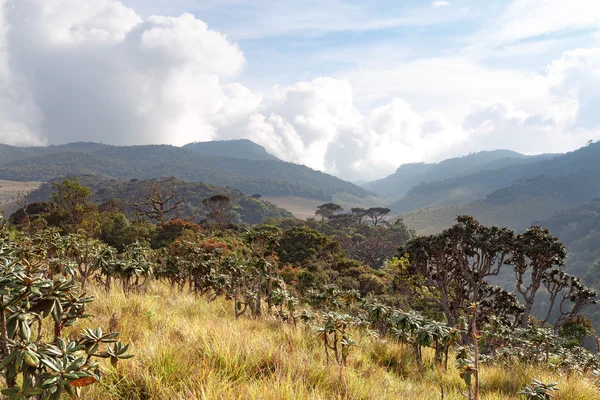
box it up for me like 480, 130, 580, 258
1, 0, 600, 180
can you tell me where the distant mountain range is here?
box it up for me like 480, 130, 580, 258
395, 142, 600, 234
363, 150, 555, 201
0, 140, 375, 202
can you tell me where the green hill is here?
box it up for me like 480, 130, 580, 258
183, 139, 278, 161
388, 143, 600, 213
29, 176, 294, 225
364, 150, 552, 200
0, 141, 375, 201
400, 168, 600, 235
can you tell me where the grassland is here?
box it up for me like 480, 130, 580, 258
0, 180, 42, 216
72, 282, 600, 400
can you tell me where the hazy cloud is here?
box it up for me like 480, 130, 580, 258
432, 1, 450, 8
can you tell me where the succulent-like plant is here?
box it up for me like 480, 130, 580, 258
517, 379, 559, 399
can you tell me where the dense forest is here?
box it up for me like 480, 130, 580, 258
0, 177, 598, 399
0, 141, 375, 201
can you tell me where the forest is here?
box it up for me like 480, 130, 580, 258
0, 142, 373, 201
0, 178, 598, 399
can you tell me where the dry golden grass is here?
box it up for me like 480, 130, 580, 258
0, 180, 43, 216
65, 282, 600, 400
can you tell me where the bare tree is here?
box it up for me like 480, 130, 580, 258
16, 190, 32, 235
202, 194, 234, 231
132, 183, 184, 224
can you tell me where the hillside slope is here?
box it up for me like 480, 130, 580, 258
183, 139, 278, 161
364, 150, 553, 200
0, 142, 375, 201
389, 143, 600, 213
79, 283, 597, 400
534, 200, 600, 327
31, 176, 294, 225
400, 168, 600, 235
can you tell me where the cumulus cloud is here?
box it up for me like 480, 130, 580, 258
1, 1, 250, 146
432, 1, 450, 8
1, 0, 600, 181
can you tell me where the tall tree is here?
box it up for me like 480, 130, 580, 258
542, 268, 597, 329
315, 203, 343, 221
401, 216, 513, 327
508, 226, 567, 328
450, 216, 514, 305
49, 178, 98, 234
350, 208, 368, 225
366, 207, 391, 226
401, 233, 470, 327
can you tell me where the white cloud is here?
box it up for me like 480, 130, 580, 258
494, 0, 600, 43
1, 0, 600, 182
432, 1, 450, 8
0, 1, 251, 146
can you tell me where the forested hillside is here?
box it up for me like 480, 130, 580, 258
364, 150, 552, 200
536, 200, 600, 326
400, 168, 600, 235
183, 139, 278, 160
388, 142, 600, 213
28, 176, 294, 225
0, 142, 375, 201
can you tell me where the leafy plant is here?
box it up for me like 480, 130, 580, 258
0, 234, 131, 399
517, 379, 559, 399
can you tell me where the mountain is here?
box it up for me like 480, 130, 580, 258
0, 141, 375, 202
183, 139, 278, 161
29, 176, 294, 225
534, 199, 600, 327
400, 167, 600, 235
388, 143, 600, 214
364, 150, 553, 200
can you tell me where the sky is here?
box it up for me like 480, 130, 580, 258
0, 0, 600, 181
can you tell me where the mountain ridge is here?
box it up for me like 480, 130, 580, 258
0, 141, 375, 202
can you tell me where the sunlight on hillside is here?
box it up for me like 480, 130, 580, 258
77, 283, 599, 400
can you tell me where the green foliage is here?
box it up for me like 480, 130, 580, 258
31, 176, 293, 227
48, 179, 98, 235
0, 230, 131, 399
517, 380, 559, 399
0, 142, 375, 201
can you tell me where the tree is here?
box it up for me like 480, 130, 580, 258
315, 203, 343, 222
132, 183, 184, 224
202, 195, 234, 231
508, 226, 566, 327
365, 207, 390, 226
49, 179, 98, 235
16, 191, 32, 235
542, 268, 597, 329
401, 233, 470, 327
350, 208, 368, 225
450, 216, 514, 306
401, 216, 512, 327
